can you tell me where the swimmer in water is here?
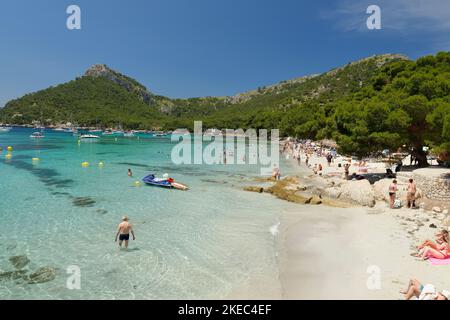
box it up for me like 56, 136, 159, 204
128, 169, 133, 177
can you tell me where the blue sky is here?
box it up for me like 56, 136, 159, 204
0, 0, 449, 107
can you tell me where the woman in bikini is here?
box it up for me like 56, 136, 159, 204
417, 230, 447, 251
388, 180, 398, 209
418, 230, 449, 260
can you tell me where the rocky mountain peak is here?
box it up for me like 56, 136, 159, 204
84, 64, 155, 105
84, 64, 112, 77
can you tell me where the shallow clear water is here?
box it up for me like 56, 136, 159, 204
0, 127, 301, 299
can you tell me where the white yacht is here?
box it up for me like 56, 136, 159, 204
30, 132, 45, 139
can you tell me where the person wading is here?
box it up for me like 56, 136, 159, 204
115, 216, 136, 250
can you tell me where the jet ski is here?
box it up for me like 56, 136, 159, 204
142, 174, 173, 188
142, 174, 189, 190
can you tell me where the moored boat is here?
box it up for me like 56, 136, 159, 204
79, 134, 100, 140
30, 132, 45, 138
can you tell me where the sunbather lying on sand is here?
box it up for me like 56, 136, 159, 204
416, 230, 449, 260
418, 230, 448, 251
401, 279, 450, 300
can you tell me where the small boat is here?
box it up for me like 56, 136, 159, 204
154, 131, 168, 137
124, 131, 135, 137
30, 132, 45, 138
102, 130, 114, 136
172, 129, 190, 136
204, 128, 222, 137
79, 134, 100, 140
0, 127, 12, 133
142, 174, 173, 188
89, 129, 103, 134
142, 174, 189, 190
103, 130, 123, 136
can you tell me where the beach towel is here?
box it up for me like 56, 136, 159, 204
429, 257, 450, 266
326, 172, 342, 177
419, 284, 438, 300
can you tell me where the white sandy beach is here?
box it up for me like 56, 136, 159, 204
274, 149, 450, 300
279, 203, 449, 299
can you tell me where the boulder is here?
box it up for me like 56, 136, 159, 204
444, 216, 450, 228
339, 180, 376, 207
432, 207, 442, 213
9, 255, 30, 269
244, 186, 264, 193
266, 179, 309, 204
309, 196, 323, 205
325, 177, 343, 187
373, 179, 391, 201
323, 187, 342, 199
310, 186, 326, 197
27, 267, 57, 284
0, 270, 27, 282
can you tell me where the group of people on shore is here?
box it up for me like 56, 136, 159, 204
388, 178, 417, 209
282, 139, 336, 164
281, 138, 377, 181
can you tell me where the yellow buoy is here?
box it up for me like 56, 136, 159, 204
134, 181, 141, 187
81, 161, 89, 167
5, 153, 12, 159
32, 157, 40, 162
7, 146, 13, 152
98, 161, 104, 167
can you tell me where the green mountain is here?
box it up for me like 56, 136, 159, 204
0, 64, 168, 129
1, 52, 449, 163
0, 54, 406, 129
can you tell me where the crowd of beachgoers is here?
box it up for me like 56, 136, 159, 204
273, 138, 450, 300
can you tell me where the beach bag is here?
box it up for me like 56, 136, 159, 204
394, 199, 402, 208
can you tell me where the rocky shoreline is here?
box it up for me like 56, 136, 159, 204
244, 165, 448, 214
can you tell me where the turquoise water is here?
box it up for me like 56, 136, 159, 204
0, 127, 298, 299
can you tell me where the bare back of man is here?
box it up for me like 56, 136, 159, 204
115, 216, 136, 249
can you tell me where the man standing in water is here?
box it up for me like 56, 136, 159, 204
115, 216, 136, 249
